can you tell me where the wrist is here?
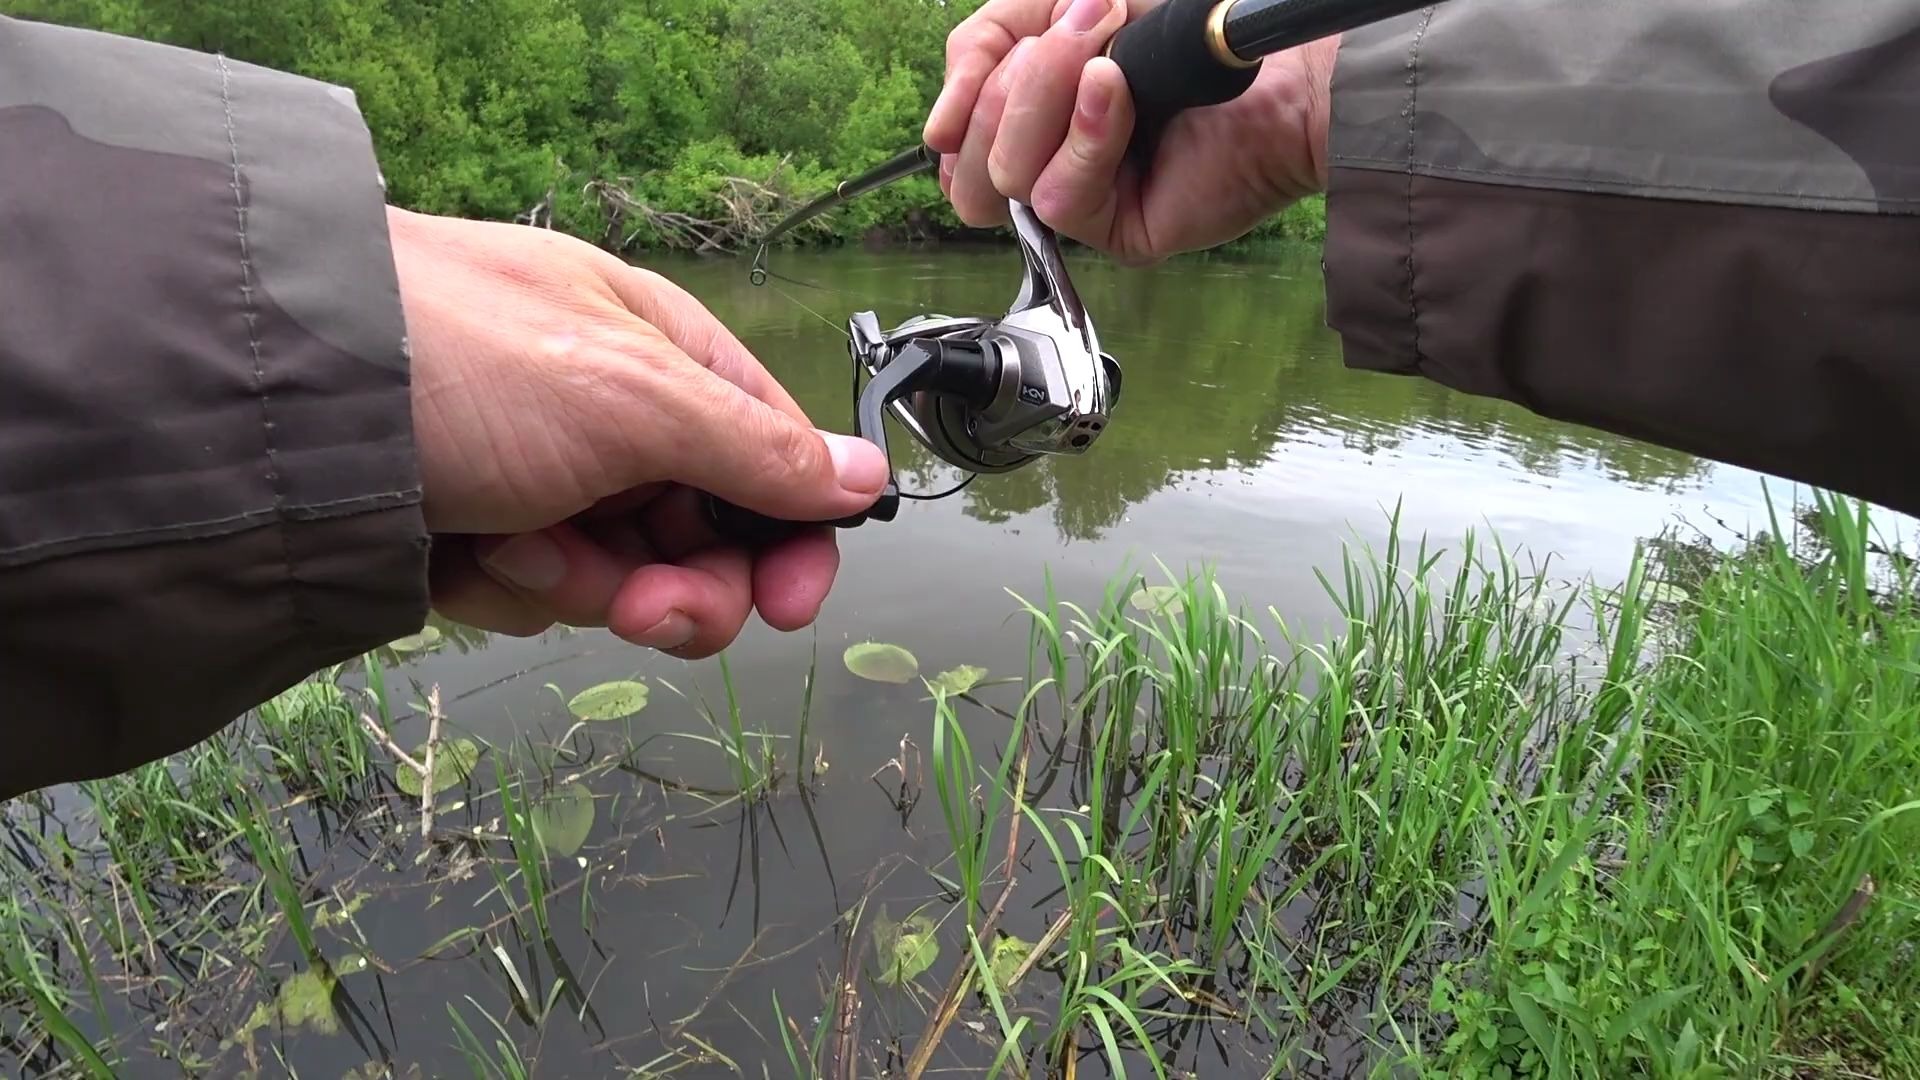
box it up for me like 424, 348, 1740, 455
1298, 34, 1338, 194
1233, 33, 1340, 214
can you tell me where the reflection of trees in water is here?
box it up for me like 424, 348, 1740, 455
676, 247, 1714, 542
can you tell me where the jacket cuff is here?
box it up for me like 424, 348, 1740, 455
0, 15, 429, 792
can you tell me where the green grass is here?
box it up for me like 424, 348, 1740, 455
898, 493, 1917, 1078
3, 492, 1914, 1080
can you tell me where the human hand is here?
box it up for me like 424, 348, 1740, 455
386, 207, 888, 658
925, 0, 1338, 265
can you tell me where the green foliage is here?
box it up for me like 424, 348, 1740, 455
16, 0, 992, 248
18, 0, 1330, 253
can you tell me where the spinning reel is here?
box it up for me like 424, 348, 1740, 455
702, 147, 1122, 544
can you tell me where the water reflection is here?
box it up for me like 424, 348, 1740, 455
679, 243, 1718, 548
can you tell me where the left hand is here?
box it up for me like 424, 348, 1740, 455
387, 207, 888, 658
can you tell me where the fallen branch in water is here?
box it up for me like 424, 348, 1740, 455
583, 156, 828, 254
356, 684, 448, 847
419, 686, 445, 844
358, 711, 422, 775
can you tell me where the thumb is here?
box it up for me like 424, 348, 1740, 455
664, 364, 891, 523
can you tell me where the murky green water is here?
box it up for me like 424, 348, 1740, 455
10, 243, 1820, 1079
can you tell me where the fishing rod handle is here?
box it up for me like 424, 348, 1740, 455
1106, 0, 1443, 162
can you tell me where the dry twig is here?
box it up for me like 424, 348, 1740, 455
420, 686, 445, 843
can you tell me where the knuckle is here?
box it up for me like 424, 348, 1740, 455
758, 413, 819, 479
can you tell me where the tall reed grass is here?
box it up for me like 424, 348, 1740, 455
915, 494, 1917, 1078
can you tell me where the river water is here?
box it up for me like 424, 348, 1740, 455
18, 243, 1831, 1079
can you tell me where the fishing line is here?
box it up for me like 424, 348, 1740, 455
763, 277, 852, 341
754, 240, 985, 505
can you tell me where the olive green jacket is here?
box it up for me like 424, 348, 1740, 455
3, 4, 1917, 798
1323, 2, 1920, 518
0, 14, 427, 799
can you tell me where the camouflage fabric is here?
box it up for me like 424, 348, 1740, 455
1320, 1, 1920, 520
1329, 1, 1920, 215
0, 14, 428, 800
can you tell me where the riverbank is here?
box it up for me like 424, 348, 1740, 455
3, 491, 1911, 1078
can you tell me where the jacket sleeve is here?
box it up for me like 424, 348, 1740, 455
0, 15, 430, 800
1319, 0, 1920, 520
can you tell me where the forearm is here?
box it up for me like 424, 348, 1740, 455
1317, 0, 1920, 518
0, 14, 429, 799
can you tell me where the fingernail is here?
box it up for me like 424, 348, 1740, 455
636, 611, 695, 651
1079, 74, 1113, 130
481, 532, 565, 591
825, 431, 889, 495
1062, 0, 1111, 34
999, 37, 1035, 90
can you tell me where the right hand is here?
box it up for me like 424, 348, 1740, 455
925, 0, 1339, 265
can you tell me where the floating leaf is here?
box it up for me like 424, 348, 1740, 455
844, 642, 919, 684
989, 933, 1034, 990
1129, 585, 1184, 616
566, 680, 650, 721
387, 626, 443, 653
530, 782, 595, 858
876, 912, 938, 985
927, 664, 989, 696
1646, 581, 1691, 605
277, 969, 340, 1034
394, 738, 478, 798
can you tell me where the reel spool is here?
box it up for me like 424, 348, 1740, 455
705, 199, 1121, 544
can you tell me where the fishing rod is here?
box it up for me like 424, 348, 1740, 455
706, 0, 1446, 544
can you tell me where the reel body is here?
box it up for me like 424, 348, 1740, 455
706, 198, 1122, 543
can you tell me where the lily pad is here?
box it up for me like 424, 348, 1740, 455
927, 664, 989, 696
566, 680, 650, 721
394, 738, 479, 798
989, 933, 1035, 991
1129, 585, 1184, 616
227, 967, 341, 1049
387, 625, 443, 653
844, 642, 919, 684
529, 782, 595, 858
872, 910, 939, 986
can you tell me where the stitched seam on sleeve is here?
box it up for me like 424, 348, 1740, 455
218, 55, 302, 627
1404, 7, 1435, 368
1329, 155, 1920, 208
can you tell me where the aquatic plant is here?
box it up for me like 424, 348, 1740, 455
2, 494, 1914, 1079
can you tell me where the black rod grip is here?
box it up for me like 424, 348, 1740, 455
1105, 0, 1259, 165
702, 489, 900, 547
